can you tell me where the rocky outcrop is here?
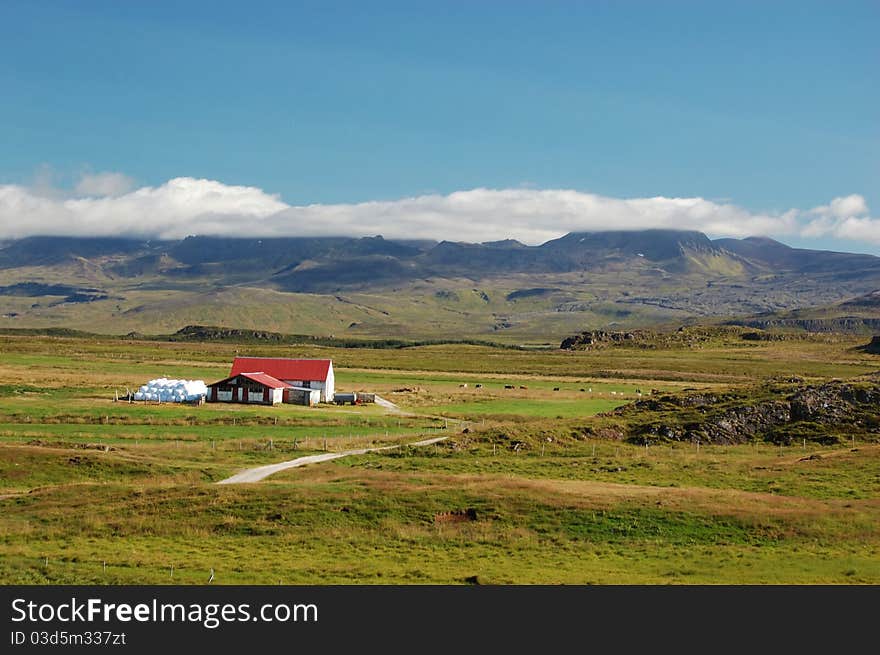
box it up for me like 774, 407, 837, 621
561, 330, 647, 349
615, 380, 880, 445
172, 325, 288, 342
560, 326, 743, 350
729, 317, 880, 333
741, 331, 798, 341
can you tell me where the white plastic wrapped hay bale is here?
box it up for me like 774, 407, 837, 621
183, 380, 208, 401
135, 378, 208, 403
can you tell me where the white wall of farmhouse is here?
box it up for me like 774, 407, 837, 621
279, 364, 335, 402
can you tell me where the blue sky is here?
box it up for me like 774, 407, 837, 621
0, 1, 877, 251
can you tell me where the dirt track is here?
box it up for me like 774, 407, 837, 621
216, 436, 448, 484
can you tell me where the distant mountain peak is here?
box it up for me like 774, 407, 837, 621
544, 229, 716, 262
480, 239, 527, 248
742, 236, 787, 246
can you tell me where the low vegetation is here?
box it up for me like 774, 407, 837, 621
0, 332, 878, 584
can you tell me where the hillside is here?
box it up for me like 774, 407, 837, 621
725, 289, 880, 334
2, 231, 880, 341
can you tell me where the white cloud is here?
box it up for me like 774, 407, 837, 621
0, 177, 286, 239
822, 194, 869, 219
259, 189, 803, 245
0, 176, 875, 248
827, 215, 880, 243
74, 171, 136, 197
801, 194, 875, 241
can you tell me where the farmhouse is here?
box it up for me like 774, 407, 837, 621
206, 358, 335, 406
229, 357, 335, 402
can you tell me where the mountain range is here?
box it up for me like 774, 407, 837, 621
1, 231, 879, 342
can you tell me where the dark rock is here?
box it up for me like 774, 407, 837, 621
616, 379, 880, 445
731, 317, 880, 333
561, 329, 646, 349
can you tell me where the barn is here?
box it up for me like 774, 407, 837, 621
206, 372, 288, 406
229, 357, 335, 402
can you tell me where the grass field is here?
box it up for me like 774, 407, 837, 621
422, 398, 625, 419
0, 333, 878, 584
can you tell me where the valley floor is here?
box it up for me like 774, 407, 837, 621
0, 333, 877, 584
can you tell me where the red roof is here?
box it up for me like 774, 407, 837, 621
209, 372, 290, 389
230, 357, 332, 382
238, 372, 290, 389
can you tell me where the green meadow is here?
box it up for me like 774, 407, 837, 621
0, 333, 878, 584
422, 397, 625, 419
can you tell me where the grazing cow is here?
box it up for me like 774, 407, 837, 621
553, 387, 560, 391
504, 384, 514, 389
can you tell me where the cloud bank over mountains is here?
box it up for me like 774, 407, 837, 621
0, 173, 876, 248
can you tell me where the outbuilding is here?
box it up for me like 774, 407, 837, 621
206, 372, 288, 406
284, 386, 321, 407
